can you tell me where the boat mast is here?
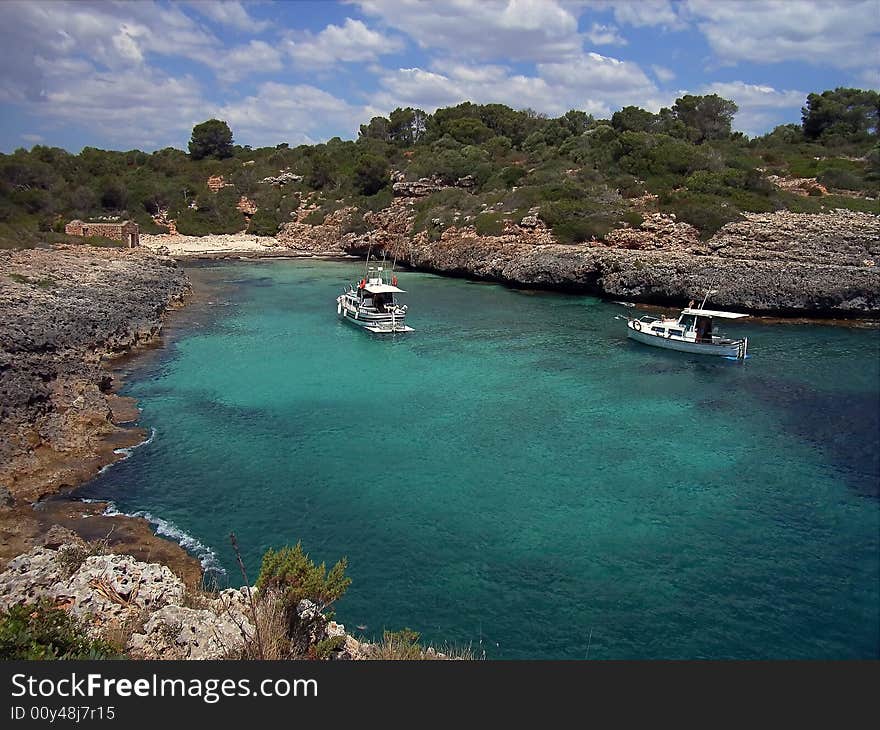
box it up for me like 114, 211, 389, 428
364, 244, 373, 279
699, 289, 717, 310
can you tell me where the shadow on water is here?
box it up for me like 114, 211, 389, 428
742, 377, 879, 497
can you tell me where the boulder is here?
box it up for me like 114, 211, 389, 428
58, 553, 185, 626
0, 545, 66, 610
127, 604, 253, 660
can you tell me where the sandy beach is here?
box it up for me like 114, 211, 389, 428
140, 232, 284, 257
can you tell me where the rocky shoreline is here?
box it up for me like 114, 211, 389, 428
0, 244, 199, 580
142, 203, 879, 317
0, 538, 374, 660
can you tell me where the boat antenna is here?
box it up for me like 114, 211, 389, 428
364, 244, 373, 278
700, 289, 717, 310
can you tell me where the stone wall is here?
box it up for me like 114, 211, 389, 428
65, 220, 140, 247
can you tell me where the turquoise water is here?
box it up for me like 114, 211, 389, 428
77, 260, 880, 659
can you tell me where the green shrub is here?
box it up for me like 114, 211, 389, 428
817, 167, 864, 191
247, 207, 281, 236
552, 218, 611, 243
0, 601, 118, 659
78, 234, 126, 248
8, 272, 57, 288
353, 154, 389, 196
475, 212, 505, 236
309, 635, 345, 660
661, 192, 744, 239
256, 542, 351, 614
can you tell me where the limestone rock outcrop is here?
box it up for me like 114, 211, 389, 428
344, 208, 879, 315
0, 543, 372, 661
0, 245, 190, 502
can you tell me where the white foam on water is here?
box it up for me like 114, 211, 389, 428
97, 427, 157, 475
77, 497, 226, 578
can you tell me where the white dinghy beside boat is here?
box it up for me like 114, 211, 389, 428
626, 293, 750, 359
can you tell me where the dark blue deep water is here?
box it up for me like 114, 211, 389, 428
76, 260, 880, 659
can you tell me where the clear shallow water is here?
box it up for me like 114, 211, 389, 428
76, 260, 880, 659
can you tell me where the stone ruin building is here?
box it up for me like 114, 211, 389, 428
65, 220, 140, 247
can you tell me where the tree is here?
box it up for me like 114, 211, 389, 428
671, 94, 738, 143
353, 153, 389, 195
612, 106, 657, 133
358, 116, 391, 142
388, 107, 428, 145
559, 109, 595, 136
801, 88, 880, 143
188, 119, 234, 160
100, 181, 128, 210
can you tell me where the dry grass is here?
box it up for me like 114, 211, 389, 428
101, 608, 149, 655
362, 629, 478, 660
55, 538, 110, 578
219, 589, 290, 660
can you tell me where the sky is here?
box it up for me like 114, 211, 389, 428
1, 0, 877, 153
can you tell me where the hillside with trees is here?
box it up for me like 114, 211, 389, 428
0, 87, 876, 249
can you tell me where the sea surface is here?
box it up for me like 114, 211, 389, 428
75, 260, 880, 659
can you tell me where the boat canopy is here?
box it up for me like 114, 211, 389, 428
363, 283, 405, 294
681, 308, 749, 319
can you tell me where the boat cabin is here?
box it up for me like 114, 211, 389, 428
356, 280, 403, 312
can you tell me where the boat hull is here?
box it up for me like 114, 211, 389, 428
338, 303, 413, 333
627, 324, 745, 358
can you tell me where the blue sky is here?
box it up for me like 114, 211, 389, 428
1, 0, 877, 153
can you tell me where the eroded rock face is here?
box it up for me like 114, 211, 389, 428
0, 245, 190, 502
127, 604, 253, 660
0, 546, 66, 610
0, 543, 371, 661
275, 206, 360, 255
59, 553, 185, 625
708, 210, 879, 267
343, 208, 879, 315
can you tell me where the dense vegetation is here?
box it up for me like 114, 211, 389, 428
0, 600, 118, 659
0, 87, 876, 248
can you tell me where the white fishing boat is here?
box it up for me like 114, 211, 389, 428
336, 257, 413, 334
626, 293, 749, 359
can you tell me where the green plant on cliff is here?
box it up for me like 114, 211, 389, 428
256, 542, 351, 614
0, 601, 118, 660
255, 542, 351, 659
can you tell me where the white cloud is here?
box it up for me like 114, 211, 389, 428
651, 65, 676, 83
185, 1, 270, 32
372, 51, 665, 119
356, 0, 583, 61
21, 133, 44, 143
585, 23, 627, 46
286, 18, 404, 67
683, 0, 880, 69
538, 52, 661, 105
209, 40, 285, 82
37, 67, 206, 148
216, 82, 373, 147
603, 1, 684, 29
0, 1, 221, 82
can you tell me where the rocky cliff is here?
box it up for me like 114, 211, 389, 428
346, 203, 879, 315
0, 539, 370, 660
0, 244, 195, 576
141, 187, 879, 316
0, 245, 190, 502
